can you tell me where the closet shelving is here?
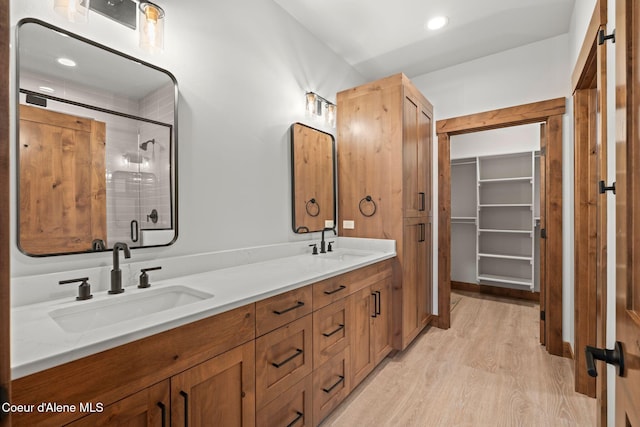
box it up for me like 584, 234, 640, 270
451, 151, 537, 291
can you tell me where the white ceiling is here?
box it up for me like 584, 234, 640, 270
272, 0, 576, 80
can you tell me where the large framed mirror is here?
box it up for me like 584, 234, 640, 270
290, 123, 336, 233
16, 18, 178, 256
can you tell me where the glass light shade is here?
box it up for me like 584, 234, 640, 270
325, 103, 336, 127
139, 1, 165, 53
306, 92, 318, 116
54, 0, 90, 23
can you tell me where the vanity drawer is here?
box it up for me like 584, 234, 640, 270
256, 314, 313, 409
313, 298, 349, 369
256, 375, 313, 427
312, 348, 351, 426
312, 259, 394, 310
256, 285, 313, 336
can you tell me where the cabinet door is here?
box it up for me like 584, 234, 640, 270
256, 375, 313, 427
313, 298, 349, 369
65, 381, 169, 427
371, 277, 393, 365
402, 94, 431, 218
401, 218, 430, 348
349, 286, 375, 388
171, 341, 255, 427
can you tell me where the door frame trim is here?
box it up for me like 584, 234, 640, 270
571, 1, 608, 423
436, 97, 565, 358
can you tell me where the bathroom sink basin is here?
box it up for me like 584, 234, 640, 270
318, 250, 372, 262
49, 285, 214, 333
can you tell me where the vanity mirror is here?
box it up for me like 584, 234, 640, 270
290, 123, 336, 233
16, 19, 178, 256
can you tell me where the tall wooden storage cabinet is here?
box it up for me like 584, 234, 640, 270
337, 73, 433, 351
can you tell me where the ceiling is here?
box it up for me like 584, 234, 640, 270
272, 0, 576, 80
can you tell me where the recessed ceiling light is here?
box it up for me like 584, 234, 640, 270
426, 16, 448, 31
57, 57, 76, 67
38, 86, 55, 93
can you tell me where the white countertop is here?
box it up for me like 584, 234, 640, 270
11, 242, 395, 379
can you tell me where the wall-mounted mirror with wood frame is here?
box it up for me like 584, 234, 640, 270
16, 19, 178, 256
290, 123, 336, 233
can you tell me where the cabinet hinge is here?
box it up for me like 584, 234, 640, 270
540, 310, 546, 321
0, 385, 8, 421
540, 228, 547, 239
540, 147, 546, 157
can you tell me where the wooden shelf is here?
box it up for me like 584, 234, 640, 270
477, 274, 532, 287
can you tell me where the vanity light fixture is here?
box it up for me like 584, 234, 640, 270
54, 0, 91, 23
305, 91, 337, 128
53, 0, 166, 53
138, 1, 165, 53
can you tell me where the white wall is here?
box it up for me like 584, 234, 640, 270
411, 34, 573, 330
10, 0, 365, 277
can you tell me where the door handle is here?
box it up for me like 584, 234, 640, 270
418, 223, 426, 242
130, 220, 139, 242
371, 292, 378, 318
585, 341, 625, 377
419, 192, 426, 211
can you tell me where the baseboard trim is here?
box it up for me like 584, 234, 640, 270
563, 341, 574, 359
451, 281, 540, 302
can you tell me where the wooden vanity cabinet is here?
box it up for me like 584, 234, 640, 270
171, 341, 255, 427
337, 73, 433, 351
65, 381, 170, 427
349, 275, 392, 389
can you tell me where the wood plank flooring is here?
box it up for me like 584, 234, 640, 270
320, 292, 596, 426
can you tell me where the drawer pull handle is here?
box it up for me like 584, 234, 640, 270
322, 375, 345, 394
273, 301, 305, 315
157, 402, 167, 427
376, 290, 381, 315
324, 285, 346, 295
286, 411, 304, 427
272, 348, 304, 368
322, 323, 345, 337
371, 293, 378, 318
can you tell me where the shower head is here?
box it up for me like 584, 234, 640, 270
140, 139, 156, 151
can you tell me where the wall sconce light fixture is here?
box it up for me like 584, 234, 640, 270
305, 91, 337, 128
53, 0, 165, 53
138, 1, 165, 53
54, 0, 91, 23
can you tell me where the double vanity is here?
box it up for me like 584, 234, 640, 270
11, 238, 397, 426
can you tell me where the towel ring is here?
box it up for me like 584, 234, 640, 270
359, 195, 377, 217
306, 198, 320, 217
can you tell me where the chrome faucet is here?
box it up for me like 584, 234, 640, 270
109, 242, 131, 294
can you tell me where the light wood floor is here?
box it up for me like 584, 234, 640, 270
320, 292, 596, 426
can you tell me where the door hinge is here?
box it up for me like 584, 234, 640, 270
0, 385, 8, 421
599, 180, 616, 195
540, 228, 546, 239
598, 29, 616, 45
540, 147, 546, 156
540, 310, 546, 321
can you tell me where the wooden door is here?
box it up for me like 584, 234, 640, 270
171, 342, 255, 427
402, 94, 430, 218
371, 277, 392, 365
19, 105, 106, 255
401, 217, 428, 348
349, 286, 374, 388
66, 381, 169, 427
615, 0, 640, 423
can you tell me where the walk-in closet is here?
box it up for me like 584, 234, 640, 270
450, 124, 541, 295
